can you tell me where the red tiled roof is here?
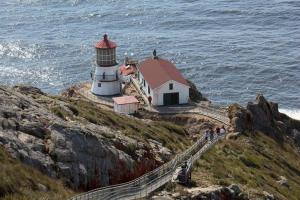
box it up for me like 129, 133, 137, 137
95, 34, 117, 49
138, 57, 189, 89
113, 96, 139, 105
119, 64, 136, 76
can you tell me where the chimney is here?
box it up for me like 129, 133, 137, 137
103, 33, 110, 48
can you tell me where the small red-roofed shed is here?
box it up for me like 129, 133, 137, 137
113, 96, 139, 114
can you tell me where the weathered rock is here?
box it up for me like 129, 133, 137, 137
183, 184, 248, 200
228, 184, 241, 196
226, 132, 241, 140
0, 85, 160, 190
263, 191, 275, 200
228, 103, 253, 133
19, 121, 49, 139
13, 85, 45, 95
277, 176, 289, 187
228, 94, 300, 145
246, 94, 283, 140
187, 79, 207, 102
148, 139, 172, 162
37, 183, 48, 192
291, 129, 300, 148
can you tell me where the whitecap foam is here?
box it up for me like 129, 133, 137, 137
279, 108, 300, 120
0, 42, 39, 59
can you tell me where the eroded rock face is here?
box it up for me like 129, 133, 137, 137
228, 103, 253, 133
246, 95, 284, 140
228, 94, 300, 146
0, 86, 159, 190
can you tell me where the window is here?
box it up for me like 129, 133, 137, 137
97, 49, 116, 65
98, 83, 101, 87
148, 86, 150, 94
169, 83, 173, 90
143, 79, 146, 87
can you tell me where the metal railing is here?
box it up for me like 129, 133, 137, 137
193, 105, 230, 125
69, 134, 223, 200
92, 74, 119, 82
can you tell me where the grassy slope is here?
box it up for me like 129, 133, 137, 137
0, 147, 74, 200
48, 96, 192, 152
193, 132, 300, 200
0, 91, 193, 199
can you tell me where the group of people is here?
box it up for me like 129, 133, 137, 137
205, 125, 226, 141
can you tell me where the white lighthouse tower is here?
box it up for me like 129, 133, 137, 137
91, 34, 121, 96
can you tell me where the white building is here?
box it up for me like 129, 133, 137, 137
137, 51, 190, 106
113, 96, 139, 114
91, 34, 121, 96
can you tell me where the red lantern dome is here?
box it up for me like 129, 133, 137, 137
95, 34, 117, 66
95, 34, 117, 49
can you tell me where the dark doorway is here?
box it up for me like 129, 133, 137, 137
163, 92, 179, 106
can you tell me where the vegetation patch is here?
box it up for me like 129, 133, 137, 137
192, 132, 300, 200
58, 99, 192, 152
0, 147, 73, 200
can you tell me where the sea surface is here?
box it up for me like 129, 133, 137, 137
0, 0, 299, 119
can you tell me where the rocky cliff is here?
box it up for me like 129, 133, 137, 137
228, 94, 300, 148
0, 85, 190, 191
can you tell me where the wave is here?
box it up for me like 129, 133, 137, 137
0, 42, 40, 59
279, 108, 300, 120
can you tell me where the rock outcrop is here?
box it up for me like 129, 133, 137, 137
228, 94, 300, 147
153, 184, 249, 200
0, 86, 160, 190
187, 80, 208, 102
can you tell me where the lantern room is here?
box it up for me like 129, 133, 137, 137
95, 34, 117, 66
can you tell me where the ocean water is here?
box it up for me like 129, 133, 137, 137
0, 0, 299, 119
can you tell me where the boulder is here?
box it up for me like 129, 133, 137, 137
277, 176, 289, 187
37, 183, 48, 192
263, 191, 275, 200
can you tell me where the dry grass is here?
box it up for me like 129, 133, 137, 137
64, 99, 192, 152
192, 132, 300, 200
0, 147, 74, 200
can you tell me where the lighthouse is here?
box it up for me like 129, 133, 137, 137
91, 34, 121, 96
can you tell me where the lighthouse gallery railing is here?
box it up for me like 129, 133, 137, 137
92, 74, 119, 82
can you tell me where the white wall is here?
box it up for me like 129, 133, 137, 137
91, 65, 120, 95
114, 103, 138, 114
91, 81, 121, 96
95, 65, 118, 75
153, 80, 189, 106
138, 72, 153, 99
137, 71, 189, 106
120, 74, 131, 83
